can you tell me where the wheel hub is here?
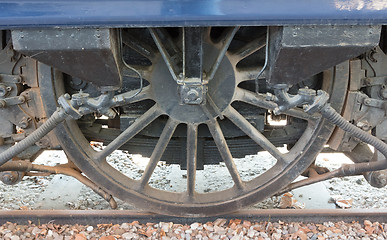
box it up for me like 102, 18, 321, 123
150, 43, 236, 124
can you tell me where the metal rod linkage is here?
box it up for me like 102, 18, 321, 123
0, 161, 117, 209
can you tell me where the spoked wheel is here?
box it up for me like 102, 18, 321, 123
39, 27, 346, 216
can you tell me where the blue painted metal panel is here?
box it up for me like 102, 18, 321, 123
0, 0, 387, 29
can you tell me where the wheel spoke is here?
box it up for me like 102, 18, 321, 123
203, 27, 212, 40
122, 30, 156, 61
139, 118, 179, 187
207, 120, 244, 190
207, 27, 239, 81
186, 123, 198, 197
149, 28, 180, 82
96, 105, 162, 161
224, 106, 288, 163
156, 28, 181, 57
230, 35, 266, 62
235, 67, 265, 84
233, 88, 318, 121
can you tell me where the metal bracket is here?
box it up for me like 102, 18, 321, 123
267, 25, 381, 85
361, 76, 387, 87
362, 96, 387, 110
0, 74, 22, 84
12, 28, 122, 89
178, 27, 207, 105
0, 95, 26, 108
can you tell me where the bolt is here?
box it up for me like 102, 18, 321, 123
108, 112, 116, 119
298, 88, 316, 96
18, 96, 26, 103
71, 78, 84, 87
64, 93, 71, 100
0, 171, 23, 185
365, 170, 387, 188
0, 100, 5, 108
72, 90, 90, 106
183, 86, 190, 93
0, 84, 9, 97
356, 121, 371, 131
364, 78, 372, 86
36, 138, 51, 148
18, 117, 30, 129
380, 86, 387, 99
186, 89, 200, 101
364, 99, 372, 105
265, 93, 274, 101
105, 109, 116, 119
1, 173, 13, 183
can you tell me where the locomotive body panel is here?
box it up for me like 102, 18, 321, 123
0, 0, 387, 29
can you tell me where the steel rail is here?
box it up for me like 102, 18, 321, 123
0, 209, 385, 225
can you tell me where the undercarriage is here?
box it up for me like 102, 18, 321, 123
0, 25, 386, 216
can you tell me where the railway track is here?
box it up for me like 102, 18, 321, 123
1, 209, 386, 225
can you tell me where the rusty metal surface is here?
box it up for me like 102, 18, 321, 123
0, 209, 385, 225
0, 161, 117, 209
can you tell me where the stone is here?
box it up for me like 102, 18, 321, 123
191, 222, 199, 230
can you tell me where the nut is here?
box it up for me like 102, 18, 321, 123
186, 89, 200, 101
18, 96, 26, 103
0, 84, 10, 97
380, 85, 387, 99
364, 99, 372, 105
356, 121, 371, 131
18, 117, 31, 129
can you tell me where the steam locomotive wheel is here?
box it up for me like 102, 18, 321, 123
39, 27, 346, 216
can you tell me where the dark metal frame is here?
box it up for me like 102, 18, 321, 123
1, 0, 387, 29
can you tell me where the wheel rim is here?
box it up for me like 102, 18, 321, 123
40, 27, 342, 216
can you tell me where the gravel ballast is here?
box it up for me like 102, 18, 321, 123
0, 218, 386, 240
0, 150, 386, 239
